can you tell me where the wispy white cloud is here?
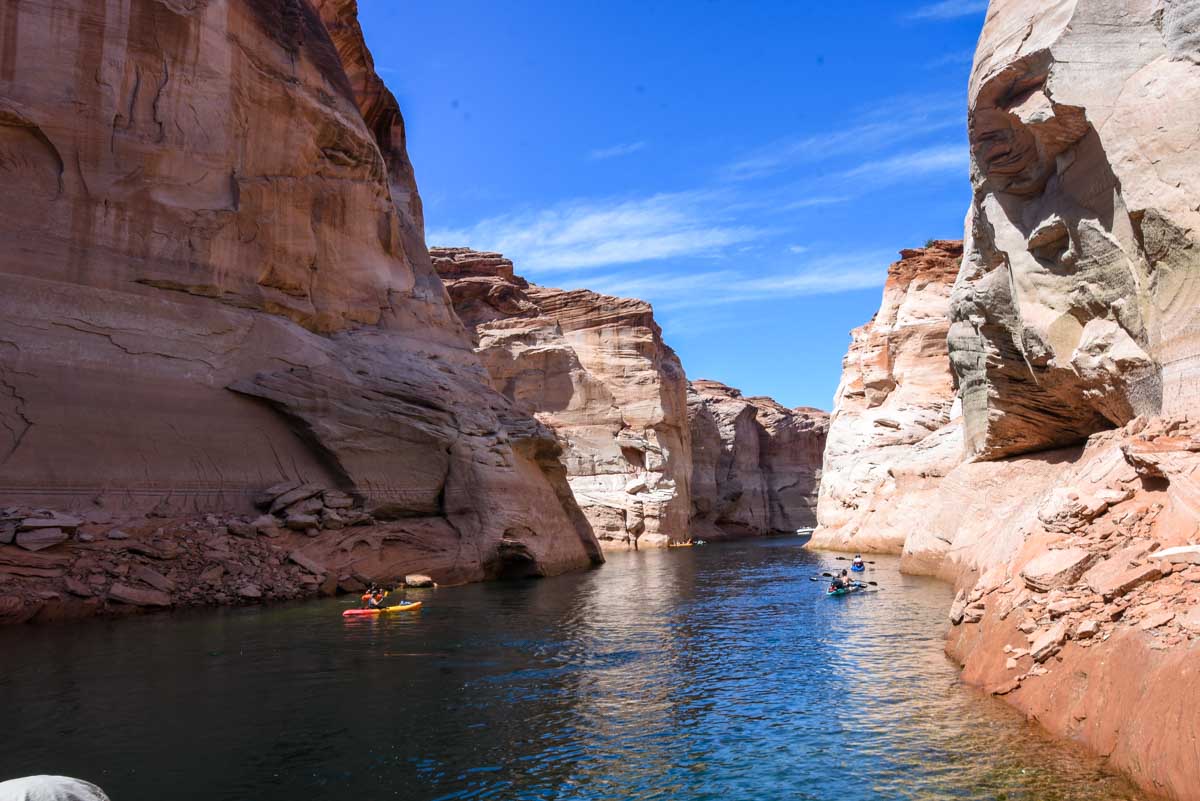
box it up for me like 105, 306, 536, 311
840, 143, 968, 185
428, 191, 761, 271
720, 102, 962, 181
577, 250, 893, 311
787, 244, 810, 254
907, 0, 988, 21
588, 141, 646, 160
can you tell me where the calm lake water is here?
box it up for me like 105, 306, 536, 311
0, 538, 1143, 800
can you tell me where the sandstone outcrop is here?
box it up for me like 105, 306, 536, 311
811, 241, 963, 553
432, 248, 691, 550
951, 0, 1200, 460
687, 380, 826, 538
810, 3, 1200, 796
0, 0, 602, 603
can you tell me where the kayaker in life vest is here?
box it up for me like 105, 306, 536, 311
830, 571, 850, 591
852, 554, 864, 569
361, 586, 387, 609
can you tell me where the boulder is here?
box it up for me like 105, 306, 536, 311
108, 583, 171, 607
227, 521, 257, 539
405, 574, 435, 588
1139, 611, 1176, 631
131, 565, 174, 593
19, 515, 83, 532
254, 481, 302, 510
15, 528, 68, 552
1084, 560, 1163, 600
251, 516, 280, 536
1037, 490, 1111, 534
285, 513, 320, 531
270, 485, 324, 515
1030, 623, 1068, 663
106, 529, 130, 540
1020, 549, 1098, 592
64, 577, 93, 597
1075, 619, 1100, 639
238, 584, 262, 599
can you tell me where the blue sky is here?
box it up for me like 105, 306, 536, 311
358, 0, 988, 410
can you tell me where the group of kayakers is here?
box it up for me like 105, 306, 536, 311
828, 554, 866, 592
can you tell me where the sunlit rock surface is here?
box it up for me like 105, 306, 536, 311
432, 247, 692, 550
811, 241, 963, 553
0, 0, 602, 612
951, 0, 1200, 460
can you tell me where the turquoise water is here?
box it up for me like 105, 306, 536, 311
0, 538, 1142, 800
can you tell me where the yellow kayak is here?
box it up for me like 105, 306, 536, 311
342, 601, 423, 617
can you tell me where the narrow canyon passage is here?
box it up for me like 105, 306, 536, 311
0, 540, 1143, 800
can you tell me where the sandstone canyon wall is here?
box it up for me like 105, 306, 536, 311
688, 380, 826, 538
432, 248, 692, 550
811, 241, 963, 554
952, 0, 1200, 459
0, 0, 602, 623
811, 3, 1200, 797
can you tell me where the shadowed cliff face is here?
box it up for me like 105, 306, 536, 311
0, 0, 601, 594
687, 380, 826, 538
952, 0, 1200, 460
432, 248, 692, 551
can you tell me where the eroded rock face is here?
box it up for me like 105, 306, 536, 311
687, 380, 826, 538
951, 0, 1200, 460
432, 248, 692, 550
811, 241, 964, 553
0, 0, 601, 584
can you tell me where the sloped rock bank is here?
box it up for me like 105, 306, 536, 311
688, 380, 826, 538
0, 0, 601, 623
432, 248, 692, 550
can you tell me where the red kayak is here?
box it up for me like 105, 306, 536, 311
342, 601, 423, 617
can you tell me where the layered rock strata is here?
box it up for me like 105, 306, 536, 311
0, 0, 601, 624
811, 3, 1200, 796
951, 0, 1200, 460
687, 380, 826, 538
938, 5, 1200, 795
811, 241, 963, 552
432, 248, 692, 550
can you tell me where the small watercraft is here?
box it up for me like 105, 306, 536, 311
826, 583, 865, 597
342, 601, 423, 617
850, 563, 865, 572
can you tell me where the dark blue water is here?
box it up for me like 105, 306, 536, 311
0, 538, 1142, 800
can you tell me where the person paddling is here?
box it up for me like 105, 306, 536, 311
830, 570, 851, 591
852, 554, 865, 570
361, 586, 388, 609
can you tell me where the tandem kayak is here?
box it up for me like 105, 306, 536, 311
342, 601, 423, 617
826, 584, 865, 597
850, 563, 865, 572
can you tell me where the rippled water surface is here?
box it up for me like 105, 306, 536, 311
1, 538, 1143, 800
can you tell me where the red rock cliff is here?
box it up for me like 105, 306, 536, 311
811, 241, 963, 553
433, 247, 692, 550
0, 0, 601, 622
688, 380, 826, 538
811, 2, 1200, 795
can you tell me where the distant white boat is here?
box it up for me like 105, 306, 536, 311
796, 527, 815, 536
